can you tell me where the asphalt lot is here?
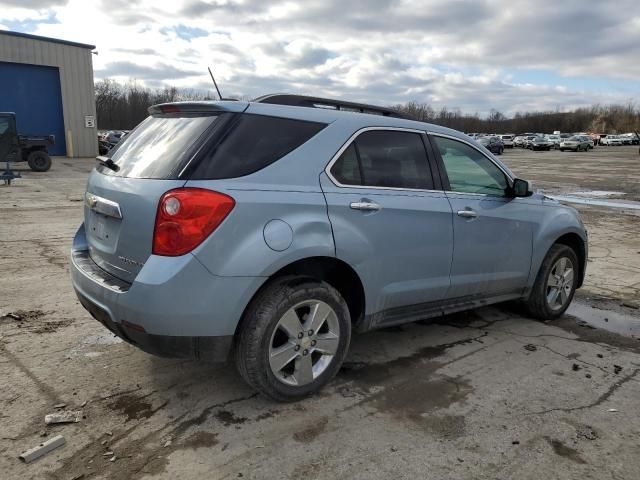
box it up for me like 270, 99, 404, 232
1, 146, 640, 480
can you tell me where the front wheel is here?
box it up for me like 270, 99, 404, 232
524, 244, 579, 320
235, 277, 351, 401
27, 151, 52, 172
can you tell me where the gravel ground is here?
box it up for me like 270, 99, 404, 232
1, 147, 639, 480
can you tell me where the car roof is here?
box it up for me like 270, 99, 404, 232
151, 99, 472, 143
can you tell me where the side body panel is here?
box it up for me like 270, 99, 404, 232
320, 174, 453, 317
185, 185, 335, 277
526, 198, 588, 290
445, 193, 535, 297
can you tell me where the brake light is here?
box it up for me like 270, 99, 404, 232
160, 105, 181, 114
153, 188, 235, 256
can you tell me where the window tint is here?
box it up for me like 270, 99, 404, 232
330, 130, 433, 189
0, 119, 8, 135
433, 136, 508, 196
105, 114, 220, 179
191, 114, 326, 179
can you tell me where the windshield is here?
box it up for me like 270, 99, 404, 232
103, 114, 220, 179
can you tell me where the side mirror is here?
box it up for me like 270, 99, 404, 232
512, 178, 533, 197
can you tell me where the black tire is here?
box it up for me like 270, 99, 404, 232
27, 150, 52, 172
235, 276, 351, 401
560, 148, 565, 152
524, 244, 579, 320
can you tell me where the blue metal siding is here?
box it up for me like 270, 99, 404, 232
0, 61, 66, 155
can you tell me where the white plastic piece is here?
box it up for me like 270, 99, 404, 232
45, 410, 82, 424
19, 435, 66, 463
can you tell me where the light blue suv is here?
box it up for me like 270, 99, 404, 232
71, 94, 587, 401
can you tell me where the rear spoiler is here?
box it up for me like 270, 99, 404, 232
148, 101, 248, 115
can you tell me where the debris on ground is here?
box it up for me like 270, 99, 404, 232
621, 303, 638, 310
608, 408, 618, 413
45, 410, 82, 424
614, 365, 623, 374
19, 435, 66, 463
576, 426, 598, 440
338, 386, 357, 398
524, 344, 537, 352
53, 403, 67, 409
512, 441, 520, 445
597, 354, 604, 358
572, 363, 581, 371
585, 374, 592, 378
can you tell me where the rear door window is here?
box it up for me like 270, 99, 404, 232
190, 115, 327, 179
330, 130, 433, 190
104, 114, 220, 179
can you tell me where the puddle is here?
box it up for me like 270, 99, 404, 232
567, 302, 640, 338
549, 195, 640, 210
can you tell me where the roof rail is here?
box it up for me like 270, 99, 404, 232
252, 94, 412, 119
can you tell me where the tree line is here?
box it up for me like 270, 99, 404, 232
95, 79, 640, 134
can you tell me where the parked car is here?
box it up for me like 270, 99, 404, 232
499, 134, 514, 148
478, 135, 505, 155
619, 133, 638, 145
529, 136, 553, 151
513, 135, 527, 147
524, 135, 537, 148
576, 135, 594, 149
70, 94, 587, 401
545, 134, 561, 149
560, 136, 590, 151
101, 130, 125, 145
601, 135, 623, 146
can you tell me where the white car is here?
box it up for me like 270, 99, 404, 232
499, 134, 514, 148
602, 135, 623, 146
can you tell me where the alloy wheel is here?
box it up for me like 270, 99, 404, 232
268, 300, 340, 386
546, 257, 575, 311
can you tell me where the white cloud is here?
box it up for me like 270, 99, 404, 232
1, 0, 638, 114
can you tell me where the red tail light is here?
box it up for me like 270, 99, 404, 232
153, 188, 235, 256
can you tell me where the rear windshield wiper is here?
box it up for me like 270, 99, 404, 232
96, 155, 120, 172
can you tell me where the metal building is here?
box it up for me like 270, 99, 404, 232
0, 30, 97, 157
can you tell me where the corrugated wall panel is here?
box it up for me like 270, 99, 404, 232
0, 33, 97, 157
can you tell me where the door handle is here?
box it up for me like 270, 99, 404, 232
350, 201, 381, 211
457, 209, 478, 218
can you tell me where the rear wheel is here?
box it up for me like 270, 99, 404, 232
524, 244, 578, 320
27, 151, 52, 172
235, 277, 351, 401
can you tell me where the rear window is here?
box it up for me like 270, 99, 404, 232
190, 114, 326, 180
104, 114, 219, 179
330, 130, 433, 190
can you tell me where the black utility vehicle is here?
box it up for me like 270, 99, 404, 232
0, 112, 55, 172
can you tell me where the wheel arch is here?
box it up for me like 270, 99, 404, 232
233, 256, 366, 339
553, 232, 587, 288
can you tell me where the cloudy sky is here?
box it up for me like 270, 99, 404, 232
1, 0, 639, 115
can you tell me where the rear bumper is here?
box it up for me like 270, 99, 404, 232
75, 290, 233, 361
70, 223, 266, 361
